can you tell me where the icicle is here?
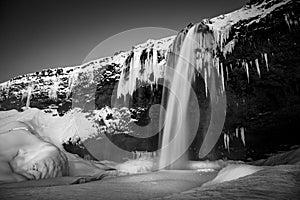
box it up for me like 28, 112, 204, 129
117, 44, 166, 98
255, 58, 261, 78
220, 63, 225, 93
223, 133, 230, 151
25, 84, 34, 109
153, 46, 157, 66
87, 70, 94, 84
294, 18, 298, 27
264, 53, 269, 71
128, 52, 136, 96
204, 68, 208, 97
21, 89, 27, 101
0, 81, 10, 93
152, 48, 162, 85
284, 14, 292, 32
67, 70, 79, 98
235, 127, 239, 138
225, 65, 229, 81
223, 39, 236, 58
216, 61, 220, 76
208, 56, 211, 77
196, 50, 203, 71
245, 62, 250, 83
226, 134, 230, 152
49, 78, 59, 100
224, 133, 227, 149
240, 127, 246, 146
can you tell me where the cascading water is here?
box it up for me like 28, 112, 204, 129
158, 25, 200, 170
159, 23, 226, 169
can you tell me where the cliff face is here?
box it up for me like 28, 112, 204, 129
0, 0, 299, 160
0, 36, 175, 115
207, 0, 300, 160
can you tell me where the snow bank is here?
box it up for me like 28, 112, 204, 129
0, 108, 90, 149
202, 164, 263, 186
0, 106, 135, 151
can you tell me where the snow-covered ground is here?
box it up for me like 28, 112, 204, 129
0, 159, 299, 200
0, 107, 134, 148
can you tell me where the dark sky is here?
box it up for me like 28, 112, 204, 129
0, 0, 247, 82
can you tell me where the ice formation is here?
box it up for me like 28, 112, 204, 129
25, 84, 34, 109
255, 58, 261, 78
224, 133, 230, 151
0, 81, 11, 93
240, 127, 246, 146
264, 53, 269, 71
283, 13, 299, 32
116, 37, 174, 98
233, 127, 246, 147
242, 60, 250, 83
49, 78, 60, 100
67, 69, 79, 98
132, 151, 156, 160
235, 128, 239, 138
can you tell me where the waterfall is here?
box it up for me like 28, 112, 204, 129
158, 26, 199, 169
159, 23, 227, 169
158, 24, 203, 169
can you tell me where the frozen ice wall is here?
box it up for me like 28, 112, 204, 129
116, 37, 175, 98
